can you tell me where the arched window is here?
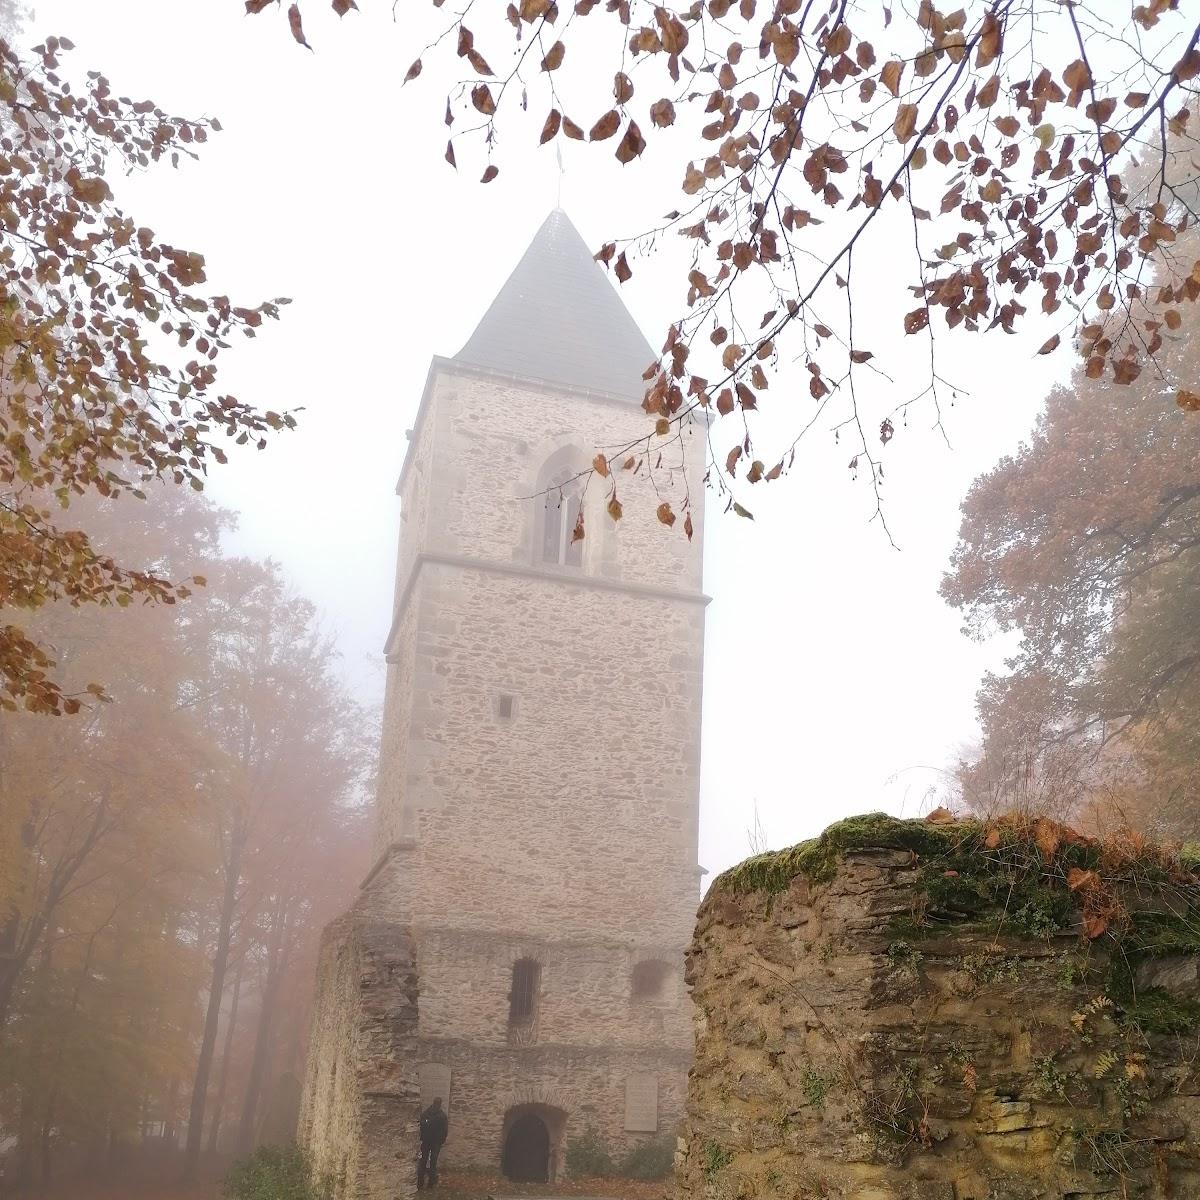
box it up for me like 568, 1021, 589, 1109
631, 960, 673, 1002
509, 958, 541, 1025
541, 470, 583, 567
535, 448, 586, 569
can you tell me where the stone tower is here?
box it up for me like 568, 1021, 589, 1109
299, 211, 707, 1199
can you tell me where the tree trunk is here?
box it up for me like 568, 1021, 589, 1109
183, 829, 243, 1178
206, 951, 245, 1155
234, 900, 289, 1155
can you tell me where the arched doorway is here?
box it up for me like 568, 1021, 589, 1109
502, 1112, 549, 1181
501, 1107, 560, 1182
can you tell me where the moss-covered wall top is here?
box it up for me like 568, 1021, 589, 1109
678, 812, 1200, 1200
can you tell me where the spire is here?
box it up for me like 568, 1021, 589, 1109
453, 209, 657, 401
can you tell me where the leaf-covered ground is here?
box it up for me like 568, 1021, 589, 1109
39, 1168, 668, 1200
437, 1172, 670, 1200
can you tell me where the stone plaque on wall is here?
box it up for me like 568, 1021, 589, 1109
419, 1062, 452, 1114
624, 1074, 658, 1132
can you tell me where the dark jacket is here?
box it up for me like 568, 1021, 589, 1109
419, 1104, 448, 1147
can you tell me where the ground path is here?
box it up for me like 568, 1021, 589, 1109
32, 1167, 669, 1200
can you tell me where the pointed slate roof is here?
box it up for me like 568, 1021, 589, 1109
453, 209, 656, 401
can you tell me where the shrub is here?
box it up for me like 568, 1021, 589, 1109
619, 1135, 675, 1180
224, 1144, 330, 1200
565, 1127, 614, 1178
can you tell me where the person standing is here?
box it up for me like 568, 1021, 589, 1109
417, 1097, 449, 1189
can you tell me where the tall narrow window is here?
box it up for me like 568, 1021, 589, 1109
509, 958, 541, 1025
542, 474, 583, 567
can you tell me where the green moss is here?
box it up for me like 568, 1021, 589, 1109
717, 811, 1200, 1036
719, 812, 979, 897
702, 1141, 733, 1180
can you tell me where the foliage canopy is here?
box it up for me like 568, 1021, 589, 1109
255, 0, 1199, 532
0, 35, 289, 713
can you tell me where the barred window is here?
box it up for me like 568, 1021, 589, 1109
509, 958, 540, 1025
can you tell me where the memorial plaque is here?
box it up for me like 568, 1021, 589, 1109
419, 1062, 452, 1114
624, 1073, 658, 1132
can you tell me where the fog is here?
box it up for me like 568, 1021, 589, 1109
18, 0, 1078, 881
7, 4, 1200, 1199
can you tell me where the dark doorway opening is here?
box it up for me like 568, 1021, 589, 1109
502, 1112, 550, 1182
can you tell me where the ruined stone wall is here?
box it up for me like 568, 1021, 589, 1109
415, 1041, 689, 1172
678, 815, 1200, 1200
298, 915, 421, 1200
410, 927, 691, 1051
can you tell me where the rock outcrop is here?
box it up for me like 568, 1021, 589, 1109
678, 814, 1200, 1200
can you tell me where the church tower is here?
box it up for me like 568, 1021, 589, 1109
300, 211, 707, 1199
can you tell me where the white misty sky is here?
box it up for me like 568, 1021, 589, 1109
28, 1, 1076, 882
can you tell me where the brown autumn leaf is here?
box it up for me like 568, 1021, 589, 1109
656, 501, 676, 527
1033, 817, 1060, 861
1063, 58, 1090, 95
976, 11, 1001, 68
1177, 389, 1200, 411
983, 827, 1001, 849
589, 109, 621, 141
606, 492, 624, 521
246, 0, 274, 11
571, 509, 585, 543
404, 58, 423, 83
732, 502, 754, 520
562, 115, 585, 139
287, 3, 311, 47
893, 103, 919, 142
650, 98, 676, 127
925, 806, 956, 824
903, 307, 930, 335
614, 71, 634, 103
684, 512, 694, 541
1067, 867, 1099, 892
1038, 333, 1060, 355
541, 40, 565, 71
592, 453, 609, 477
445, 140, 457, 167
540, 108, 561, 143
332, 0, 358, 14
480, 164, 499, 183
1083, 912, 1108, 940
615, 120, 646, 163
880, 59, 904, 97
471, 84, 497, 115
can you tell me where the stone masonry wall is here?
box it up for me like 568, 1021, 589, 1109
370, 559, 702, 947
298, 915, 421, 1200
413, 1041, 689, 1172
373, 361, 706, 873
678, 814, 1200, 1200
